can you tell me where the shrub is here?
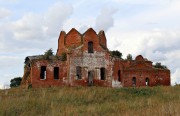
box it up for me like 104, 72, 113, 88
10, 77, 22, 88
153, 62, 168, 69
43, 48, 54, 60
110, 50, 123, 59
126, 54, 133, 60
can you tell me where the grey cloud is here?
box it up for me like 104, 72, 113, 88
139, 30, 180, 61
0, 2, 74, 54
95, 7, 118, 32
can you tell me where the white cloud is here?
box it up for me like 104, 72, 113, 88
11, 2, 73, 40
95, 7, 118, 32
0, 8, 12, 19
116, 0, 180, 30
44, 2, 73, 36
12, 13, 44, 40
139, 30, 180, 57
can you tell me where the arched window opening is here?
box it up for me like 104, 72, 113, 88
76, 66, 82, 79
100, 67, 106, 80
146, 78, 149, 86
132, 77, 136, 86
54, 67, 59, 80
88, 41, 93, 53
118, 70, 121, 82
40, 66, 46, 80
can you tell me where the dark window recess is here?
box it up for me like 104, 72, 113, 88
88, 41, 93, 53
118, 70, 121, 82
54, 67, 59, 80
40, 66, 46, 79
100, 67, 106, 80
88, 71, 94, 86
76, 66, 82, 79
146, 78, 149, 86
132, 77, 136, 86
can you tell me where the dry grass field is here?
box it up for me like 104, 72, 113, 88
0, 86, 180, 116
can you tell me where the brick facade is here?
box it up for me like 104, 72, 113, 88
21, 28, 170, 88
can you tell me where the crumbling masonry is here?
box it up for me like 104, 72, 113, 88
21, 28, 170, 88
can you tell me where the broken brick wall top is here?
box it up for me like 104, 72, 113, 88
56, 28, 107, 55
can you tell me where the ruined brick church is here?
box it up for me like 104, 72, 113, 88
21, 28, 170, 88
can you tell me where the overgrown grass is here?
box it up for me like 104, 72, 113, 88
0, 86, 180, 116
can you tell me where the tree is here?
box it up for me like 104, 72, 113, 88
10, 77, 22, 88
153, 62, 168, 69
110, 50, 123, 59
44, 48, 54, 60
126, 54, 132, 60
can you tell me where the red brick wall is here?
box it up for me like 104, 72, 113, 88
57, 31, 66, 56
65, 28, 82, 48
30, 60, 68, 88
98, 30, 107, 48
25, 28, 170, 88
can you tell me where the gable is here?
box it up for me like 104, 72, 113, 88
65, 28, 82, 48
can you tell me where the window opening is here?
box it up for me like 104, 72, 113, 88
118, 70, 121, 82
76, 66, 82, 79
40, 66, 46, 80
88, 41, 93, 53
54, 67, 59, 80
100, 67, 106, 80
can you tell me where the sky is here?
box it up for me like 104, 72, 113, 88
0, 0, 180, 89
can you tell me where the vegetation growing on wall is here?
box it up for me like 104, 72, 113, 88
126, 54, 133, 60
110, 50, 123, 59
153, 62, 168, 69
61, 52, 67, 61
43, 48, 54, 60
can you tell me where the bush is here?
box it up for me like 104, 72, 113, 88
43, 48, 54, 60
10, 77, 22, 88
153, 62, 168, 69
126, 54, 133, 60
110, 50, 123, 59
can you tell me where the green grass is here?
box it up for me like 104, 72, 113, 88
0, 86, 180, 116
